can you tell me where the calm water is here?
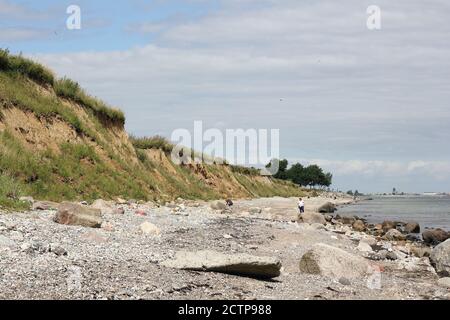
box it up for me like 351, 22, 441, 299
337, 195, 450, 230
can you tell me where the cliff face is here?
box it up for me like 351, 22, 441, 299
0, 54, 303, 208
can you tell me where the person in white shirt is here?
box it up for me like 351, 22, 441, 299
298, 198, 305, 214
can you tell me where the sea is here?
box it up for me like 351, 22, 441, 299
337, 195, 450, 230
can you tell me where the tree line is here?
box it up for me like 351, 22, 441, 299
267, 159, 333, 188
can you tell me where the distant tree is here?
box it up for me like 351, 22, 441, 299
347, 190, 354, 196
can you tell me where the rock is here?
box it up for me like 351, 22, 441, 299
223, 234, 233, 239
405, 222, 420, 234
383, 229, 406, 241
210, 201, 227, 210
340, 216, 356, 225
360, 235, 377, 246
437, 277, 450, 289
324, 215, 333, 222
50, 244, 67, 256
116, 198, 127, 204
357, 241, 373, 253
135, 210, 147, 216
249, 207, 262, 214
338, 277, 351, 286
140, 222, 161, 236
114, 207, 125, 215
410, 246, 432, 258
54, 202, 102, 228
299, 243, 371, 279
317, 202, 337, 213
422, 229, 449, 245
386, 251, 398, 260
382, 220, 396, 233
353, 220, 366, 232
430, 239, 450, 276
161, 250, 281, 279
19, 196, 34, 204
311, 223, 326, 230
91, 199, 115, 215
32, 201, 59, 211
0, 235, 16, 249
300, 212, 326, 225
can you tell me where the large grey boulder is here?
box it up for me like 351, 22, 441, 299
161, 250, 281, 279
430, 239, 450, 276
299, 243, 371, 279
317, 202, 336, 213
299, 212, 326, 225
54, 202, 102, 228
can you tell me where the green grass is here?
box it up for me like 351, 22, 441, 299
0, 172, 29, 211
54, 77, 125, 126
130, 135, 174, 153
0, 49, 54, 86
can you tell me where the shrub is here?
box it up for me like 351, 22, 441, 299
8, 54, 54, 85
0, 49, 9, 70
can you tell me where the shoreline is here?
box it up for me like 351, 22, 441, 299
0, 195, 449, 300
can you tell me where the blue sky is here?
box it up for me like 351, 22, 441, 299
1, 0, 450, 193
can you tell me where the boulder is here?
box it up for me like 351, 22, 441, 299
19, 196, 34, 204
357, 241, 373, 253
140, 222, 161, 236
353, 220, 366, 232
422, 229, 449, 245
299, 243, 371, 279
404, 222, 420, 234
430, 239, 450, 276
161, 250, 281, 279
210, 201, 227, 210
382, 220, 396, 233
299, 212, 326, 225
340, 216, 356, 225
317, 202, 337, 213
437, 277, 450, 289
90, 199, 115, 215
383, 229, 406, 241
54, 202, 102, 228
360, 235, 377, 246
410, 246, 432, 258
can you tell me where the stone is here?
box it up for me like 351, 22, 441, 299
19, 196, 34, 204
437, 277, 450, 289
114, 207, 125, 215
383, 229, 406, 241
357, 241, 373, 253
317, 202, 337, 213
140, 222, 161, 236
410, 246, 432, 258
353, 220, 366, 232
32, 201, 59, 211
340, 216, 356, 225
135, 210, 147, 216
422, 229, 449, 245
430, 239, 450, 276
311, 223, 326, 230
91, 199, 116, 215
161, 250, 281, 279
386, 251, 398, 260
299, 243, 371, 279
54, 202, 102, 228
210, 201, 227, 210
50, 244, 67, 256
382, 221, 396, 233
360, 235, 377, 246
0, 235, 16, 249
116, 198, 127, 204
299, 212, 326, 225
249, 207, 262, 214
404, 222, 420, 234
338, 277, 351, 286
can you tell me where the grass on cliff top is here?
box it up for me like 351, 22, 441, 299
54, 78, 125, 126
130, 135, 174, 153
0, 49, 124, 126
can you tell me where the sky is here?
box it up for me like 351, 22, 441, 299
1, 0, 450, 193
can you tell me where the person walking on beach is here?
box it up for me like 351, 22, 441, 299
298, 198, 305, 215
